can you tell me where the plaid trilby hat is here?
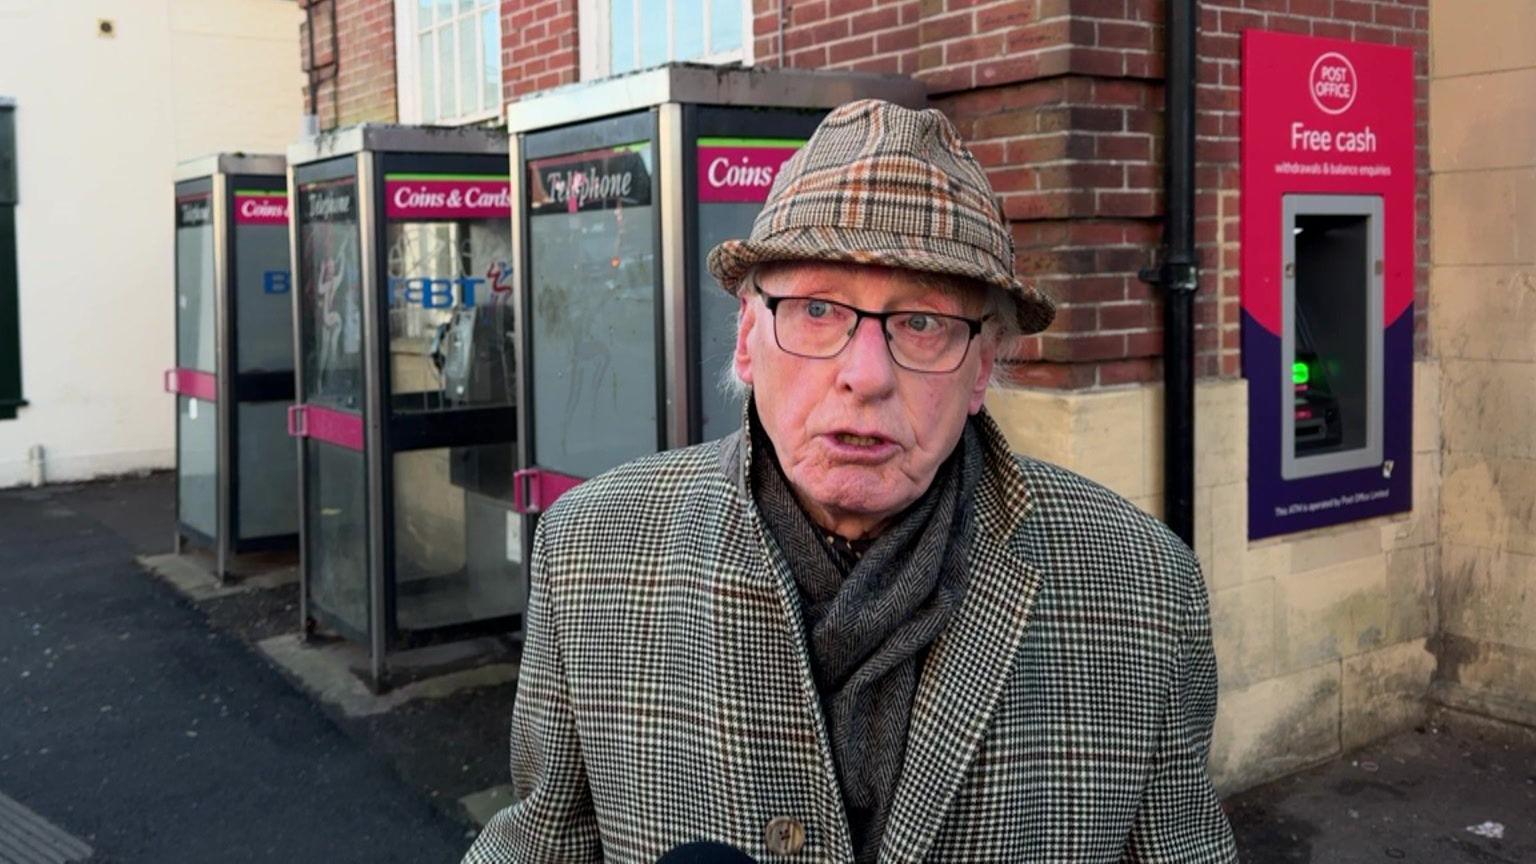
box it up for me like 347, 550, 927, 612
707, 98, 1055, 334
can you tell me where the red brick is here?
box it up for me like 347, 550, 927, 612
1097, 20, 1152, 49
996, 360, 1097, 389
1332, 0, 1373, 20
1096, 133, 1151, 160
1097, 190, 1159, 217
828, 36, 876, 64
920, 12, 974, 42
829, 0, 876, 15
947, 33, 1007, 64
1097, 357, 1161, 386
790, 0, 829, 25
977, 1, 1038, 30
1042, 333, 1124, 362
854, 7, 904, 33
1070, 0, 1126, 17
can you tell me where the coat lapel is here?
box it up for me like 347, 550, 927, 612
879, 410, 1045, 862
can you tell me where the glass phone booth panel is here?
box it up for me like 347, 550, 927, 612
174, 182, 217, 541
294, 167, 370, 639
688, 109, 820, 440
381, 163, 520, 634
230, 177, 299, 545
525, 117, 662, 479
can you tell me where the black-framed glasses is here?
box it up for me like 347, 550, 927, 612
752, 276, 991, 374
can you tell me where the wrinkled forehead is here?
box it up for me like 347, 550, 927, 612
757, 260, 988, 314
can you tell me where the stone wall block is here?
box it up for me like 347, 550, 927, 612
1210, 662, 1342, 795
1274, 556, 1390, 674
1341, 638, 1435, 751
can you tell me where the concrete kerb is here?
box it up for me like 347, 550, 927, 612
257, 634, 519, 718
137, 551, 521, 718
136, 552, 298, 601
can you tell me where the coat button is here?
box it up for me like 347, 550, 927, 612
763, 816, 806, 855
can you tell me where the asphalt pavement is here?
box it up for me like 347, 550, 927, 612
0, 474, 473, 864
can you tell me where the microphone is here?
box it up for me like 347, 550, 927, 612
655, 841, 759, 864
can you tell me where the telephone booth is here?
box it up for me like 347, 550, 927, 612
169, 154, 297, 580
286, 126, 520, 689
506, 65, 924, 550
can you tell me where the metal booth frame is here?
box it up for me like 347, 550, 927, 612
287, 125, 519, 690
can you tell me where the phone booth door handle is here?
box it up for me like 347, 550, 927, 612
163, 369, 176, 394
286, 404, 307, 438
513, 468, 583, 515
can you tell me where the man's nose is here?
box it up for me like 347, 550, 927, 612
835, 316, 898, 395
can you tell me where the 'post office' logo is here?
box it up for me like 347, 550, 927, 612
1309, 51, 1358, 115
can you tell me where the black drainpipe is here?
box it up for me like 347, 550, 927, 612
1139, 0, 1199, 548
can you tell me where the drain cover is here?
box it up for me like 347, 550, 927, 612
0, 791, 92, 863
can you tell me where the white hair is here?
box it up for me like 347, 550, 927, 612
717, 262, 1019, 400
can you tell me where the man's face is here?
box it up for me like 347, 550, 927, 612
734, 261, 997, 539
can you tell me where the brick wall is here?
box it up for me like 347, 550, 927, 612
749, 0, 1429, 388
301, 0, 399, 129
311, 0, 1429, 388
502, 0, 579, 101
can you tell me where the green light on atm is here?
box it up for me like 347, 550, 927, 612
1292, 362, 1310, 385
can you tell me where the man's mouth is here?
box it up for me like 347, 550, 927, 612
835, 433, 883, 447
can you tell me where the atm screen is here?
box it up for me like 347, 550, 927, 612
1282, 195, 1383, 479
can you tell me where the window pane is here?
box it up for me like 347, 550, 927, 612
418, 0, 434, 30
458, 15, 478, 114
457, 0, 475, 14
710, 0, 742, 54
438, 25, 455, 119
610, 0, 636, 75
639, 0, 667, 67
419, 30, 437, 122
675, 0, 704, 60
431, 0, 454, 25
482, 8, 500, 111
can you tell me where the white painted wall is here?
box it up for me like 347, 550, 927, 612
0, 0, 304, 487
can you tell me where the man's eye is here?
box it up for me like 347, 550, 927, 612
904, 314, 936, 333
805, 300, 831, 319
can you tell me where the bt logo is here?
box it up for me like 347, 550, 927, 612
263, 270, 291, 294
388, 261, 513, 309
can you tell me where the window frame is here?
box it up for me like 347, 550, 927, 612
0, 97, 23, 421
393, 0, 503, 126
577, 0, 755, 82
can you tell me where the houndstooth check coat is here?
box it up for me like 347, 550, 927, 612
464, 409, 1238, 863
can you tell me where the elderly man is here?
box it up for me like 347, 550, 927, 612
466, 100, 1237, 862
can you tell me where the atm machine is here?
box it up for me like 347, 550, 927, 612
168, 155, 297, 581
505, 65, 925, 563
1240, 32, 1414, 539
286, 126, 519, 690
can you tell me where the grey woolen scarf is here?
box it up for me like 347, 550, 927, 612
750, 408, 983, 862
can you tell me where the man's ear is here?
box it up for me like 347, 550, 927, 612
733, 293, 756, 387
968, 332, 997, 415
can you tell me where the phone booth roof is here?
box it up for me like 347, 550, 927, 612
287, 123, 506, 167
504, 63, 926, 134
175, 152, 286, 181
